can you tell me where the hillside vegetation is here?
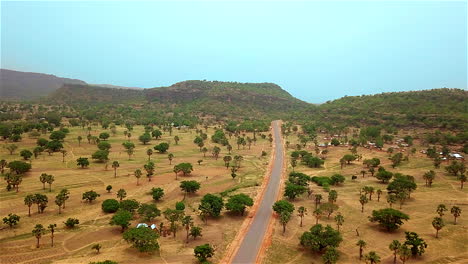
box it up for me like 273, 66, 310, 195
305, 88, 468, 130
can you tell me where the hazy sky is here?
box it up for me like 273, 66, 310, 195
1, 1, 467, 103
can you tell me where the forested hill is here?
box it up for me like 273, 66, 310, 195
144, 80, 309, 118
307, 88, 468, 129
46, 81, 309, 119
47, 84, 145, 104
0, 69, 87, 100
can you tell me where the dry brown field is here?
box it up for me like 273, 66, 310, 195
0, 124, 272, 264
264, 131, 468, 264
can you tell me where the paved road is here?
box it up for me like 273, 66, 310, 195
231, 120, 284, 264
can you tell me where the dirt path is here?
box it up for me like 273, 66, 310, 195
231, 120, 284, 264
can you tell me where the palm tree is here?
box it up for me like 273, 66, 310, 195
364, 251, 381, 264
359, 195, 368, 213
451, 206, 462, 224
356, 240, 366, 260
314, 194, 322, 209
313, 208, 322, 224
334, 213, 344, 232
134, 169, 142, 185
168, 153, 174, 165
112, 161, 119, 178
389, 240, 401, 264
60, 150, 67, 162
432, 217, 445, 238
117, 189, 127, 201
32, 224, 46, 248
146, 149, 153, 161
360, 170, 366, 177
182, 215, 193, 243
376, 189, 383, 202
48, 223, 57, 247
297, 206, 307, 227
24, 194, 35, 217
436, 204, 447, 217
398, 245, 412, 264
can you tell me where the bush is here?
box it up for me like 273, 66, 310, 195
101, 199, 119, 213
311, 176, 332, 186
64, 218, 80, 228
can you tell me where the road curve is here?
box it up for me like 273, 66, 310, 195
231, 120, 284, 264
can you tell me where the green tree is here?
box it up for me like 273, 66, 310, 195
7, 160, 31, 174
99, 132, 110, 141
194, 244, 214, 263
369, 208, 409, 231
144, 161, 155, 181
138, 133, 152, 145
423, 170, 436, 187
3, 213, 20, 228
225, 193, 254, 216
151, 187, 164, 201
284, 182, 307, 200
92, 150, 109, 162
322, 247, 340, 264
117, 189, 127, 201
300, 224, 342, 252
359, 195, 368, 213
451, 206, 461, 224
398, 244, 412, 264
123, 227, 160, 252
334, 213, 344, 232
163, 208, 184, 238
168, 153, 174, 165
76, 157, 90, 168
432, 217, 445, 238
436, 204, 447, 217
356, 240, 366, 260
199, 194, 224, 219
180, 180, 201, 199
110, 209, 133, 232
120, 199, 140, 213
64, 218, 80, 228
20, 149, 33, 160
129, 170, 141, 186
48, 223, 57, 247
32, 224, 46, 248
181, 215, 193, 243
297, 206, 307, 227
112, 161, 120, 178
82, 190, 100, 203
190, 226, 203, 240
154, 142, 169, 153
146, 149, 153, 161
97, 141, 111, 151
102, 199, 120, 213
320, 203, 339, 219
24, 194, 36, 216
389, 240, 401, 264
138, 203, 161, 222
106, 185, 113, 193
364, 251, 381, 264
404, 231, 427, 256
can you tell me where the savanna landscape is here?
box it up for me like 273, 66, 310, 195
1, 1, 467, 264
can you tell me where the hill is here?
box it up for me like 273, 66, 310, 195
47, 84, 144, 104
305, 88, 468, 129
46, 81, 309, 119
0, 69, 87, 100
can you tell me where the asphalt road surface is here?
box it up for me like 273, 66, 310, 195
231, 120, 284, 264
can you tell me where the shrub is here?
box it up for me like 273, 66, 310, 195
102, 199, 120, 213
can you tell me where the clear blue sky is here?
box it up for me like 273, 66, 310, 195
1, 1, 466, 103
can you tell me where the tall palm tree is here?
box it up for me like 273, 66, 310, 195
112, 161, 119, 178
356, 240, 366, 260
